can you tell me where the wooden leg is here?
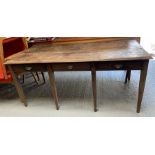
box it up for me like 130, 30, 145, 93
47, 65, 59, 110
127, 70, 131, 81
8, 65, 27, 107
91, 64, 97, 112
125, 70, 131, 84
137, 61, 149, 113
125, 71, 128, 84
41, 72, 46, 84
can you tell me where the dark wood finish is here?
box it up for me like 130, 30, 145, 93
95, 60, 145, 70
7, 60, 149, 112
11, 64, 47, 74
10, 60, 145, 72
5, 40, 151, 64
91, 64, 97, 112
8, 65, 27, 106
16, 37, 141, 88
125, 71, 129, 84
128, 70, 131, 81
47, 65, 59, 110
52, 62, 90, 71
125, 70, 131, 84
4, 38, 152, 113
137, 61, 149, 113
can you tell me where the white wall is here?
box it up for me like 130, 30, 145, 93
141, 36, 155, 54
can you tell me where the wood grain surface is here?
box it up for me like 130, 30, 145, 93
5, 40, 151, 65
52, 37, 140, 44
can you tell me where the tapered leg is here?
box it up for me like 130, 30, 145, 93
47, 65, 59, 110
125, 70, 131, 84
8, 65, 27, 106
91, 64, 97, 112
125, 71, 128, 84
128, 70, 131, 81
137, 61, 149, 113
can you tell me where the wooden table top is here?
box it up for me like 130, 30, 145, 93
5, 39, 152, 64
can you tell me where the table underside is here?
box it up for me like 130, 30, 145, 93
8, 59, 149, 113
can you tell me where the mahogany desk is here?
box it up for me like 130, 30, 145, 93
4, 39, 152, 113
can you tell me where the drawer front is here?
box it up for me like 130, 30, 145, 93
11, 64, 47, 74
95, 61, 145, 70
10, 60, 145, 74
52, 63, 90, 71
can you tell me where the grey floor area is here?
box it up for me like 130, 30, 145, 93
0, 60, 155, 117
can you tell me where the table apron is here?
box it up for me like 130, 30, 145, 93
9, 60, 147, 74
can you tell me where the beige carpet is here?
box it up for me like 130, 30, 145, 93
0, 60, 155, 117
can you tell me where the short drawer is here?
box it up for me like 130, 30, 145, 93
52, 62, 90, 71
11, 64, 47, 74
95, 61, 145, 70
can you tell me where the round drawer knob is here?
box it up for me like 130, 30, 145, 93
25, 66, 32, 71
114, 64, 123, 69
67, 65, 73, 70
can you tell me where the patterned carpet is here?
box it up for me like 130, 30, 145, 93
0, 60, 155, 116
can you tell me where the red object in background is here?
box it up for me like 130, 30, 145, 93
0, 37, 25, 82
0, 61, 12, 82
3, 37, 25, 58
